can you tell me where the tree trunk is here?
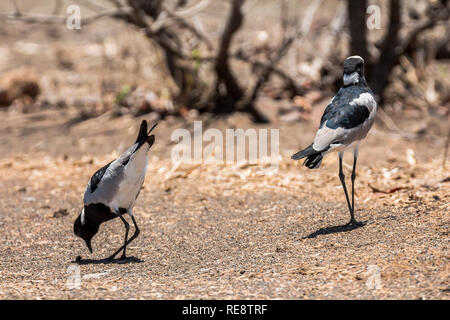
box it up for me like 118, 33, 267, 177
347, 0, 369, 62
213, 0, 245, 113
370, 0, 401, 100
128, 0, 188, 96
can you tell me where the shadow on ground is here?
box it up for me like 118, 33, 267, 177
72, 256, 144, 265
303, 220, 370, 239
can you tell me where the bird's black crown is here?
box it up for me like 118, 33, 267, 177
343, 56, 365, 75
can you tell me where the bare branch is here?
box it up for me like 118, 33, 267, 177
399, 2, 450, 57
246, 0, 323, 103
234, 51, 305, 95
370, 0, 449, 99
299, 0, 323, 34
108, 0, 124, 9
174, 0, 213, 17
176, 0, 188, 9
214, 0, 245, 101
280, 0, 289, 41
124, 0, 191, 93
161, 5, 214, 50
0, 7, 132, 25
11, 0, 20, 15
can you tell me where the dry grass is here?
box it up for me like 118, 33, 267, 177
0, 110, 448, 299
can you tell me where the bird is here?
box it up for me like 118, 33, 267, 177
74, 120, 157, 260
291, 56, 377, 227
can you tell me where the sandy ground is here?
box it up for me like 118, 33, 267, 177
0, 109, 448, 299
0, 0, 448, 300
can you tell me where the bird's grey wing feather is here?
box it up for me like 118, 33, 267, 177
118, 144, 137, 166
83, 120, 154, 207
84, 141, 147, 204
118, 138, 150, 166
89, 161, 114, 193
313, 126, 347, 151
84, 158, 124, 205
86, 143, 137, 194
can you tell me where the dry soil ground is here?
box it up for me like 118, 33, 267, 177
0, 109, 448, 299
0, 0, 448, 300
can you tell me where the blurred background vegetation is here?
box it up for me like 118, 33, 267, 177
0, 0, 448, 131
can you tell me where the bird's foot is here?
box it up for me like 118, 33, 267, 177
105, 254, 117, 261
105, 252, 127, 261
346, 219, 364, 228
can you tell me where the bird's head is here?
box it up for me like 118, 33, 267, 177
343, 56, 366, 86
73, 208, 97, 253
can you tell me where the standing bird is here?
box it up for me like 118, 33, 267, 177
74, 120, 157, 260
291, 56, 377, 227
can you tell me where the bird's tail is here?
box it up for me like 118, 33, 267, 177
291, 144, 324, 169
136, 120, 158, 148
136, 120, 148, 144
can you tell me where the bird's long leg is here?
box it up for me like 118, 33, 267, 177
338, 152, 353, 222
107, 212, 130, 260
350, 148, 363, 227
119, 213, 130, 259
351, 153, 357, 216
106, 214, 140, 260
125, 215, 140, 247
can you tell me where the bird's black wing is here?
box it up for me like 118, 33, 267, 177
320, 87, 370, 130
121, 120, 151, 166
135, 120, 148, 144
89, 161, 113, 193
322, 104, 370, 129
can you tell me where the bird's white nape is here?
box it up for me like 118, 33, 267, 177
343, 71, 359, 86
346, 55, 364, 63
80, 208, 86, 225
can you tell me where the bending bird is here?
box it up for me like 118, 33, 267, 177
74, 120, 157, 260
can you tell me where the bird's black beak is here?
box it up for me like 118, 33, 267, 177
85, 239, 93, 253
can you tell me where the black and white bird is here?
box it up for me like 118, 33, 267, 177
74, 120, 157, 260
291, 56, 377, 227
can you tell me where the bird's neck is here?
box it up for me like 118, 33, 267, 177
84, 203, 117, 227
343, 72, 368, 88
